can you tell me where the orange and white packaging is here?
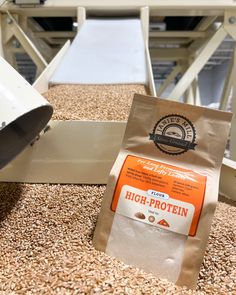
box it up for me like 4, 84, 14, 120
93, 94, 232, 289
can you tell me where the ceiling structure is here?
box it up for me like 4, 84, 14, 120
0, 1, 234, 83
8, 16, 235, 83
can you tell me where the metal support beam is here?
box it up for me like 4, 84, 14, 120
156, 64, 182, 97
220, 158, 236, 200
6, 11, 47, 73
195, 16, 217, 31
192, 78, 201, 106
5, 41, 18, 70
188, 16, 217, 54
150, 48, 188, 61
227, 46, 236, 160
0, 13, 4, 57
0, 1, 235, 12
224, 11, 236, 40
184, 85, 194, 104
221, 11, 236, 160
1, 13, 14, 50
140, 6, 156, 96
169, 26, 227, 101
33, 31, 76, 38
231, 88, 236, 161
140, 6, 149, 44
150, 37, 192, 45
219, 48, 235, 110
0, 13, 18, 68
187, 55, 201, 106
26, 18, 54, 62
33, 40, 71, 94
149, 31, 208, 38
77, 6, 86, 32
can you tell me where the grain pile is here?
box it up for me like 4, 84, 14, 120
1, 85, 235, 294
0, 182, 235, 294
43, 84, 148, 121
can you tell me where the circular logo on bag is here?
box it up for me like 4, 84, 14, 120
149, 114, 196, 155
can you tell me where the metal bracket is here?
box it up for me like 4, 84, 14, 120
4, 11, 47, 74
224, 10, 236, 40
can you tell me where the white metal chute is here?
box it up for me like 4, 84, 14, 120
49, 19, 148, 85
0, 56, 53, 169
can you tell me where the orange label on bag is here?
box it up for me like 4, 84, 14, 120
111, 155, 206, 236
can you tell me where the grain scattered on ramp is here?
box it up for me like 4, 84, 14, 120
43, 84, 148, 121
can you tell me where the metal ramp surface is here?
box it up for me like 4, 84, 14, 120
50, 19, 148, 85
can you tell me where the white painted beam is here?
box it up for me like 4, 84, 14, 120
140, 6, 149, 44
220, 158, 236, 201
184, 85, 194, 105
27, 18, 54, 62
2, 0, 235, 9
192, 78, 201, 106
0, 13, 4, 57
219, 49, 234, 110
149, 31, 207, 38
33, 40, 71, 94
6, 12, 47, 73
169, 26, 227, 101
33, 31, 76, 38
156, 64, 182, 97
188, 16, 217, 54
0, 1, 234, 17
231, 117, 236, 161
195, 16, 217, 31
150, 48, 189, 60
77, 6, 86, 32
224, 10, 236, 40
231, 73, 236, 160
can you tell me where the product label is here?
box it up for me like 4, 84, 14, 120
149, 114, 197, 155
111, 155, 206, 236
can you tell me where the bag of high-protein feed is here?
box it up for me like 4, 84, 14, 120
93, 94, 232, 289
